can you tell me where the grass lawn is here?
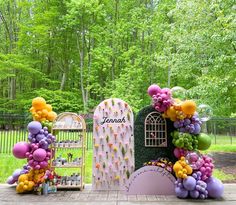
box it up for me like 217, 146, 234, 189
213, 169, 235, 182
0, 149, 93, 184
0, 134, 235, 184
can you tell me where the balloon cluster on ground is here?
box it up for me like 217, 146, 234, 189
147, 84, 223, 199
7, 97, 57, 194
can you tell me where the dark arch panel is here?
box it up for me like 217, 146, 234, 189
134, 106, 177, 170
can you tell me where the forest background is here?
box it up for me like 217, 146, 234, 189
0, 0, 235, 117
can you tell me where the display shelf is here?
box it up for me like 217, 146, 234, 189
53, 145, 83, 149
50, 112, 86, 191
56, 184, 85, 190
52, 164, 84, 168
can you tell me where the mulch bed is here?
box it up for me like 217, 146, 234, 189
211, 152, 236, 183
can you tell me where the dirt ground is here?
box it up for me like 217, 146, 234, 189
211, 152, 236, 183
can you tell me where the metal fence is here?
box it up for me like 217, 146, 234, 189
0, 114, 235, 154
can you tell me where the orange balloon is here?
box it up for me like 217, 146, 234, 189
45, 104, 52, 112
181, 100, 196, 115
32, 97, 46, 110
47, 111, 57, 121
41, 109, 48, 117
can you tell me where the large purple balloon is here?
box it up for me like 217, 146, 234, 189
183, 176, 196, 191
175, 187, 188, 198
147, 84, 161, 96
6, 176, 15, 185
12, 169, 22, 180
27, 121, 42, 134
33, 148, 46, 162
206, 177, 224, 198
12, 142, 30, 159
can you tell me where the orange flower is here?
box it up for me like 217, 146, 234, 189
95, 163, 100, 169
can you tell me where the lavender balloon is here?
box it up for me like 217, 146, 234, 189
27, 121, 42, 134
206, 177, 224, 198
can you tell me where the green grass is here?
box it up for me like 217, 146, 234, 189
205, 144, 236, 153
0, 149, 93, 184
213, 169, 236, 181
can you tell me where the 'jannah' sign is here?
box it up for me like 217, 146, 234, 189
92, 98, 134, 190
125, 166, 176, 195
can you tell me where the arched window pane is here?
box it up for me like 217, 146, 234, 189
145, 112, 167, 147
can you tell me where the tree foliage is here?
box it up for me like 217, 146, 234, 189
0, 0, 235, 116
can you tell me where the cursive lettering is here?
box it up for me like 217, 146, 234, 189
101, 117, 126, 125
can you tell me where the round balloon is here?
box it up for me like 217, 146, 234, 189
206, 177, 224, 198
175, 187, 188, 198
27, 121, 42, 134
171, 86, 186, 100
198, 104, 213, 122
12, 142, 30, 159
33, 148, 47, 162
147, 84, 161, 96
183, 176, 196, 191
197, 133, 211, 150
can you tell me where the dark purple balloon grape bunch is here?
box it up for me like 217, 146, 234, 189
173, 114, 202, 134
175, 176, 208, 199
26, 121, 55, 170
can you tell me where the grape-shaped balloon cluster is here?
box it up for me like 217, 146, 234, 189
148, 84, 173, 112
185, 151, 204, 170
175, 176, 208, 199
198, 155, 214, 181
28, 125, 55, 150
173, 115, 202, 134
171, 131, 198, 151
29, 97, 57, 122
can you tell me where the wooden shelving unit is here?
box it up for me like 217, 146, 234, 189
50, 112, 86, 190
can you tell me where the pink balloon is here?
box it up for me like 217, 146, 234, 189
174, 148, 181, 158
33, 148, 46, 162
12, 142, 30, 159
35, 165, 40, 170
147, 84, 161, 96
39, 161, 48, 168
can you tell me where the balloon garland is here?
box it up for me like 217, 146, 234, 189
7, 97, 57, 194
147, 84, 224, 199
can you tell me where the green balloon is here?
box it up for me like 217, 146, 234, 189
197, 133, 212, 150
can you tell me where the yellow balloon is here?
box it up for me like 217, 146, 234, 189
23, 185, 28, 190
18, 174, 28, 183
28, 181, 35, 190
47, 111, 57, 121
16, 185, 24, 193
19, 182, 24, 187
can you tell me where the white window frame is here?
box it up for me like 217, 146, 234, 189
144, 111, 167, 147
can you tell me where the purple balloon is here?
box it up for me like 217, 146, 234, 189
27, 121, 42, 134
6, 176, 15, 185
190, 190, 200, 198
183, 176, 196, 191
175, 187, 188, 198
206, 177, 224, 198
36, 134, 45, 142
193, 123, 201, 134
12, 169, 22, 180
